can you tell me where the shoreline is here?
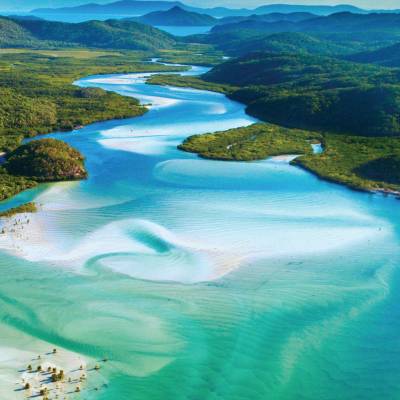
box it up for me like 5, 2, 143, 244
186, 146, 400, 200
0, 63, 187, 208
181, 144, 400, 199
147, 76, 400, 198
2, 63, 399, 220
292, 160, 400, 198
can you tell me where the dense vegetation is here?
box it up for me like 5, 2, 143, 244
295, 135, 400, 192
5, 139, 87, 181
0, 17, 176, 50
191, 30, 371, 57
0, 17, 72, 48
347, 43, 400, 67
0, 169, 36, 201
156, 44, 225, 66
209, 12, 400, 43
179, 123, 320, 161
201, 52, 400, 137
187, 12, 400, 60
148, 74, 234, 93
206, 31, 358, 57
0, 49, 185, 203
0, 18, 40, 47
216, 12, 316, 27
0, 202, 37, 218
150, 52, 400, 137
0, 50, 184, 153
0, 138, 88, 202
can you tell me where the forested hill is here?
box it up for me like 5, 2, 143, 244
188, 12, 400, 59
216, 12, 316, 26
196, 31, 363, 58
0, 18, 41, 47
210, 12, 400, 42
135, 6, 217, 26
213, 12, 400, 33
347, 43, 400, 67
299, 12, 400, 34
0, 17, 176, 50
202, 52, 400, 137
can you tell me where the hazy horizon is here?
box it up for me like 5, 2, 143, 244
184, 0, 400, 9
1, 0, 400, 12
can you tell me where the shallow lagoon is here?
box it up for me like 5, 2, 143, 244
1, 64, 400, 399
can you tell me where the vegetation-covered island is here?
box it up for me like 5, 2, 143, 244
0, 137, 88, 220
1, 138, 88, 201
179, 123, 321, 161
6, 139, 87, 182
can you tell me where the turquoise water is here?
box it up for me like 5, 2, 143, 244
1, 64, 400, 399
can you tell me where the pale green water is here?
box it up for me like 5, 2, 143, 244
1, 64, 400, 399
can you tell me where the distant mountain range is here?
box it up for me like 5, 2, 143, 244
132, 6, 314, 28
33, 1, 188, 16
0, 0, 111, 12
132, 6, 217, 26
240, 4, 366, 16
192, 11, 400, 60
216, 12, 316, 25
31, 1, 373, 19
211, 11, 400, 36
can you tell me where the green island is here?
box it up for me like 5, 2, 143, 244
5, 139, 87, 182
179, 123, 321, 160
1, 138, 88, 201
